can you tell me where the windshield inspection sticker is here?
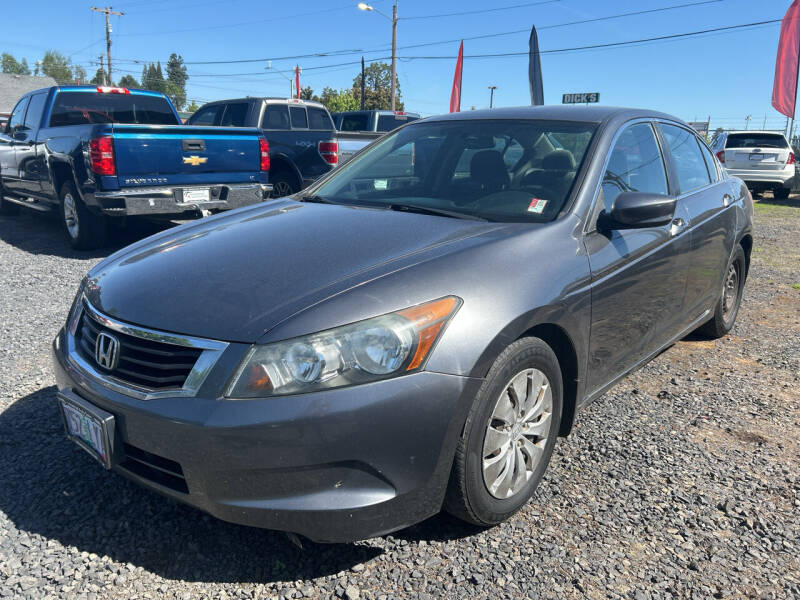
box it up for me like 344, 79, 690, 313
527, 198, 548, 214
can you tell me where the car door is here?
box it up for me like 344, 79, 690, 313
584, 120, 691, 394
657, 122, 735, 326
14, 91, 48, 197
0, 96, 29, 194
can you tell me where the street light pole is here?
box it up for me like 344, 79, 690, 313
358, 2, 398, 111
488, 86, 497, 109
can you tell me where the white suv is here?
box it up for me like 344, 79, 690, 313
711, 131, 795, 199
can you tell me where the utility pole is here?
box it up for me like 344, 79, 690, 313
744, 115, 752, 130
91, 6, 124, 86
98, 54, 107, 86
360, 56, 366, 110
763, 114, 767, 130
488, 85, 497, 109
390, 2, 397, 112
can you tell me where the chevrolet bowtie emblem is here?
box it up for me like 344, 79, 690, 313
183, 155, 208, 166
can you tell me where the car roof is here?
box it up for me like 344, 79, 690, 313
422, 105, 683, 124
201, 97, 327, 109
724, 130, 787, 136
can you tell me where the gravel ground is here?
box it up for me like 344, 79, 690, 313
0, 199, 798, 600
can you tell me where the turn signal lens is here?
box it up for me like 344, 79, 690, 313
259, 137, 270, 171
716, 150, 725, 164
788, 152, 795, 165
89, 136, 116, 175
226, 296, 461, 398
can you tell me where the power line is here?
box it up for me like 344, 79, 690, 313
402, 0, 560, 20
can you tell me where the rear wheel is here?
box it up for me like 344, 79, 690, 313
269, 170, 300, 198
59, 181, 107, 250
0, 181, 20, 215
445, 337, 562, 526
697, 245, 746, 339
773, 187, 791, 200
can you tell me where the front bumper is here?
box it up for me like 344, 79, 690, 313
725, 167, 794, 188
92, 183, 272, 216
52, 328, 480, 542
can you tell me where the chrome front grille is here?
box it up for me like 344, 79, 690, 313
77, 312, 202, 390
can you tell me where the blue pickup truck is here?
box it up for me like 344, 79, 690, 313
0, 86, 270, 249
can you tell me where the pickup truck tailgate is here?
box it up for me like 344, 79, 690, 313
112, 124, 261, 186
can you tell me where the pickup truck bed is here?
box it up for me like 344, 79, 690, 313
0, 86, 270, 249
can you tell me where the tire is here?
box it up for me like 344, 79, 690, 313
696, 245, 746, 339
0, 181, 20, 215
59, 181, 107, 250
445, 337, 563, 526
269, 170, 300, 198
773, 187, 791, 200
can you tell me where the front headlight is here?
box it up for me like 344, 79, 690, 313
226, 296, 461, 398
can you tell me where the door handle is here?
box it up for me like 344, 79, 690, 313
722, 193, 733, 207
670, 217, 687, 237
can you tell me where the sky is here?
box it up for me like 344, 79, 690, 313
1, 0, 793, 131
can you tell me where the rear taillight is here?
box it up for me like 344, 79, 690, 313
89, 136, 116, 176
788, 152, 795, 165
318, 140, 338, 165
259, 138, 270, 171
96, 86, 130, 94
716, 150, 725, 164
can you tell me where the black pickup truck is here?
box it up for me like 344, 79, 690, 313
188, 98, 373, 196
0, 86, 270, 249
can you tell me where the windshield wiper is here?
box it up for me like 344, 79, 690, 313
386, 203, 488, 221
299, 195, 336, 204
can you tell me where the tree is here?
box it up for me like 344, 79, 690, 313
41, 51, 74, 85
185, 100, 199, 113
2, 53, 30, 75
351, 62, 403, 110
117, 74, 139, 89
73, 65, 87, 84
320, 87, 359, 113
166, 53, 188, 110
90, 68, 108, 85
142, 62, 166, 93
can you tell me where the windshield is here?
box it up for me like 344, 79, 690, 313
313, 119, 596, 222
725, 133, 788, 149
49, 92, 179, 127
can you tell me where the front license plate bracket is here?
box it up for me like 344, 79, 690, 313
58, 390, 116, 469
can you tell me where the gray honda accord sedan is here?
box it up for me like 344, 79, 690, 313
52, 106, 753, 542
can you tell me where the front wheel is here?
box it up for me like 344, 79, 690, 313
268, 170, 300, 198
59, 182, 107, 250
445, 337, 562, 526
696, 245, 746, 339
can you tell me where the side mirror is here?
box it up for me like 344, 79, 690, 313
602, 192, 676, 229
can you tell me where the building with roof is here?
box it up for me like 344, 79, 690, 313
0, 73, 58, 115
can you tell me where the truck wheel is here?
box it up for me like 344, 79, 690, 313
444, 337, 562, 526
59, 181, 107, 250
696, 245, 746, 339
0, 181, 20, 215
774, 187, 791, 200
269, 171, 299, 198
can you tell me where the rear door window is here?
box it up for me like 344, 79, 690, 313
220, 103, 248, 127
7, 97, 29, 132
289, 106, 308, 129
660, 123, 711, 194
261, 104, 290, 129
190, 105, 221, 126
697, 140, 720, 182
23, 93, 48, 131
725, 133, 788, 149
308, 107, 333, 130
602, 123, 668, 212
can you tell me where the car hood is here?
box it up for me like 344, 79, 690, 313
85, 200, 503, 342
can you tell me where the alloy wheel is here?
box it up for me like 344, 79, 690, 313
63, 193, 79, 239
482, 368, 553, 499
270, 180, 294, 198
721, 262, 739, 321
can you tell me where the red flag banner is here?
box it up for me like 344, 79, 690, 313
295, 66, 301, 100
773, 0, 800, 118
449, 41, 464, 113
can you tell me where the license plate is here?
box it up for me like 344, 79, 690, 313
749, 154, 765, 161
58, 392, 115, 469
183, 188, 211, 203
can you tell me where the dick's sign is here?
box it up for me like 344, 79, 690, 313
562, 93, 600, 104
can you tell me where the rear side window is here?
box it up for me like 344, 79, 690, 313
698, 141, 720, 182
49, 92, 179, 126
261, 104, 290, 129
339, 113, 369, 131
602, 123, 668, 212
220, 103, 248, 127
308, 107, 333, 130
190, 105, 221, 126
289, 106, 308, 129
377, 114, 418, 132
23, 93, 48, 130
8, 97, 29, 131
660, 124, 711, 194
725, 133, 788, 149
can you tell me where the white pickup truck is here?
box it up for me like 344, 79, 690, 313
333, 110, 421, 164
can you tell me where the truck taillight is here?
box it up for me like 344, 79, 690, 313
788, 152, 795, 165
318, 141, 338, 165
89, 136, 116, 176
716, 150, 725, 164
259, 138, 270, 171
96, 86, 130, 94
